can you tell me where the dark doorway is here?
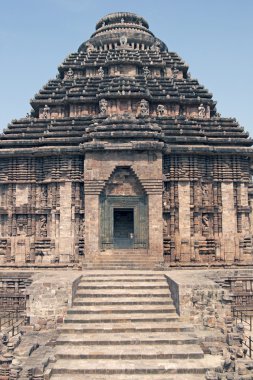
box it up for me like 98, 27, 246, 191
113, 208, 134, 248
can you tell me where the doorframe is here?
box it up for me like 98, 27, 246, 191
100, 195, 148, 250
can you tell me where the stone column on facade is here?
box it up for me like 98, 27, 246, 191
221, 182, 237, 262
51, 211, 59, 261
59, 182, 73, 262
250, 197, 253, 236
178, 182, 191, 262
84, 194, 100, 255
148, 193, 163, 257
240, 183, 250, 233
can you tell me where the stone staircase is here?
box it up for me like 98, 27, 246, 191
83, 251, 162, 270
49, 272, 221, 379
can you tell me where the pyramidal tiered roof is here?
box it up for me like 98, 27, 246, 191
1, 12, 252, 155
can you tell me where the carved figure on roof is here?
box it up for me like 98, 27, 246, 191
198, 103, 206, 118
66, 68, 74, 79
157, 104, 165, 117
42, 105, 50, 119
143, 66, 151, 80
86, 42, 95, 53
120, 35, 128, 46
151, 40, 161, 52
139, 99, 149, 117
99, 99, 108, 115
172, 67, 179, 79
98, 66, 104, 79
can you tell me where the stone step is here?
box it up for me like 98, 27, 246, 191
83, 265, 158, 272
84, 266, 159, 270
56, 332, 198, 345
57, 321, 193, 334
51, 356, 221, 375
79, 277, 165, 282
78, 282, 168, 289
76, 288, 171, 296
58, 321, 193, 334
85, 255, 159, 260
55, 343, 204, 360
72, 297, 174, 306
86, 260, 160, 265
84, 262, 159, 266
75, 293, 171, 299
64, 313, 179, 324
79, 273, 164, 277
84, 259, 159, 263
50, 374, 207, 380
77, 286, 169, 291
67, 304, 175, 313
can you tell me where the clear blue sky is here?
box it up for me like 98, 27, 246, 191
0, 0, 252, 134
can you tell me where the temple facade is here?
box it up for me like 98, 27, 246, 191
0, 12, 253, 267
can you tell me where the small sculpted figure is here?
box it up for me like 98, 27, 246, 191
140, 99, 149, 116
99, 99, 108, 115
198, 103, 206, 118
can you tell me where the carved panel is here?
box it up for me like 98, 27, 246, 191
163, 181, 179, 238
104, 167, 145, 196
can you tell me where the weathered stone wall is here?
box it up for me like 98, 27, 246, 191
166, 270, 232, 330
163, 154, 253, 265
27, 271, 82, 328
0, 156, 84, 265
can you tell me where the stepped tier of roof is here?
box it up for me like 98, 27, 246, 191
1, 12, 252, 156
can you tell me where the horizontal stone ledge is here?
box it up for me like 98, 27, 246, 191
0, 147, 84, 156
163, 145, 253, 155
81, 142, 164, 152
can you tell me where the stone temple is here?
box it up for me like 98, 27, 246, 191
2, 12, 253, 380
0, 11, 253, 269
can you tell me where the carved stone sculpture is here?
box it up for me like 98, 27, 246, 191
98, 66, 104, 79
42, 105, 50, 119
172, 67, 179, 78
120, 35, 128, 46
39, 215, 47, 237
157, 104, 165, 117
143, 66, 151, 80
86, 42, 95, 53
66, 68, 74, 79
99, 99, 108, 115
198, 103, 206, 117
139, 99, 149, 116
202, 214, 209, 230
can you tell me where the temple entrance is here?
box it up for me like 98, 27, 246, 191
113, 208, 134, 249
100, 167, 148, 251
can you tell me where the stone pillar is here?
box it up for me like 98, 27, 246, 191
148, 193, 163, 257
59, 182, 73, 262
84, 194, 100, 255
178, 182, 191, 261
250, 197, 253, 235
240, 183, 250, 233
221, 182, 237, 261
